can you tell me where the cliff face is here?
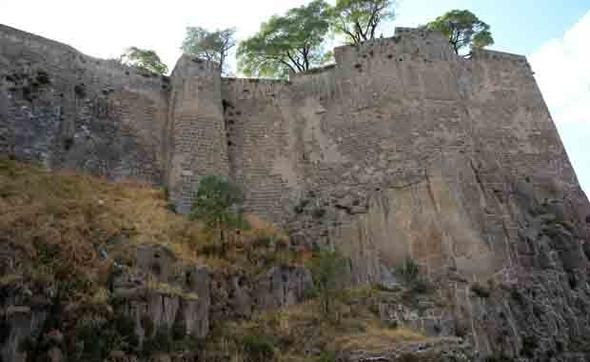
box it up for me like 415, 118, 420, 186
1, 24, 590, 360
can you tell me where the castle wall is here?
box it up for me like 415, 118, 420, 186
167, 56, 229, 213
2, 24, 590, 359
221, 78, 295, 221
220, 28, 588, 284
0, 25, 169, 183
1, 24, 586, 282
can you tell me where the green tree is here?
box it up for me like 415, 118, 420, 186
308, 249, 348, 319
119, 47, 168, 75
426, 10, 494, 55
189, 175, 244, 244
237, 0, 331, 78
181, 27, 236, 73
330, 0, 396, 45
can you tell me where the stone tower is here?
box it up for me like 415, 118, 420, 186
166, 56, 230, 213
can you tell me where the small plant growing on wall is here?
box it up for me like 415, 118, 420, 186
394, 258, 432, 294
190, 175, 246, 247
307, 248, 349, 319
395, 258, 420, 283
242, 334, 275, 361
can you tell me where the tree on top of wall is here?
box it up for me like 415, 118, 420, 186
330, 0, 396, 45
426, 10, 494, 55
181, 27, 236, 74
237, 0, 332, 78
119, 47, 168, 75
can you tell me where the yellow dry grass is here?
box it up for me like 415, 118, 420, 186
207, 289, 426, 360
331, 323, 425, 352
0, 159, 297, 301
1, 159, 205, 254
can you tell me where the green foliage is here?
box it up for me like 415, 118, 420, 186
330, 0, 396, 45
318, 350, 338, 362
190, 175, 245, 243
311, 206, 326, 219
242, 334, 275, 361
237, 0, 332, 78
308, 249, 348, 318
119, 47, 168, 74
141, 324, 203, 357
426, 9, 494, 55
181, 27, 236, 73
74, 314, 139, 361
471, 282, 491, 298
395, 258, 432, 294
395, 258, 420, 284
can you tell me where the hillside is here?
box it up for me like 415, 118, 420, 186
0, 159, 475, 361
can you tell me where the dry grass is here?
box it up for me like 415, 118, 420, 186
146, 275, 199, 300
0, 159, 206, 286
0, 159, 292, 300
206, 288, 426, 361
331, 323, 424, 352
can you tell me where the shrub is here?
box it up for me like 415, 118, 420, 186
471, 282, 491, 298
242, 334, 275, 361
394, 258, 433, 294
190, 175, 246, 244
307, 249, 348, 319
311, 207, 326, 219
395, 258, 420, 284
318, 350, 337, 362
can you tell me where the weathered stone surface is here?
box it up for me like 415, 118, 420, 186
210, 265, 312, 322
113, 245, 211, 343
0, 24, 168, 184
1, 23, 590, 361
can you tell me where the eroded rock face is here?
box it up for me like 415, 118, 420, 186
326, 168, 590, 360
0, 241, 317, 361
450, 179, 590, 360
112, 245, 211, 344
210, 264, 312, 321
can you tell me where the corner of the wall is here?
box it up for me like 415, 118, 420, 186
171, 55, 221, 80
470, 48, 529, 65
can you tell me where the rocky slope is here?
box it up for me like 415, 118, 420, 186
1, 159, 472, 361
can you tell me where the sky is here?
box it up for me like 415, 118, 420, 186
1, 0, 589, 195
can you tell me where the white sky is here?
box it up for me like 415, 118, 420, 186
530, 11, 590, 196
0, 0, 314, 72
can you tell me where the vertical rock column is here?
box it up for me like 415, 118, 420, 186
167, 56, 229, 213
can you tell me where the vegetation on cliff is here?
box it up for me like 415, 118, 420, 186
0, 159, 457, 361
0, 158, 287, 303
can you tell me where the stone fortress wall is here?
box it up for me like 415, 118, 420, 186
1, 24, 586, 281
216, 27, 586, 283
0, 24, 170, 184
2, 23, 590, 358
